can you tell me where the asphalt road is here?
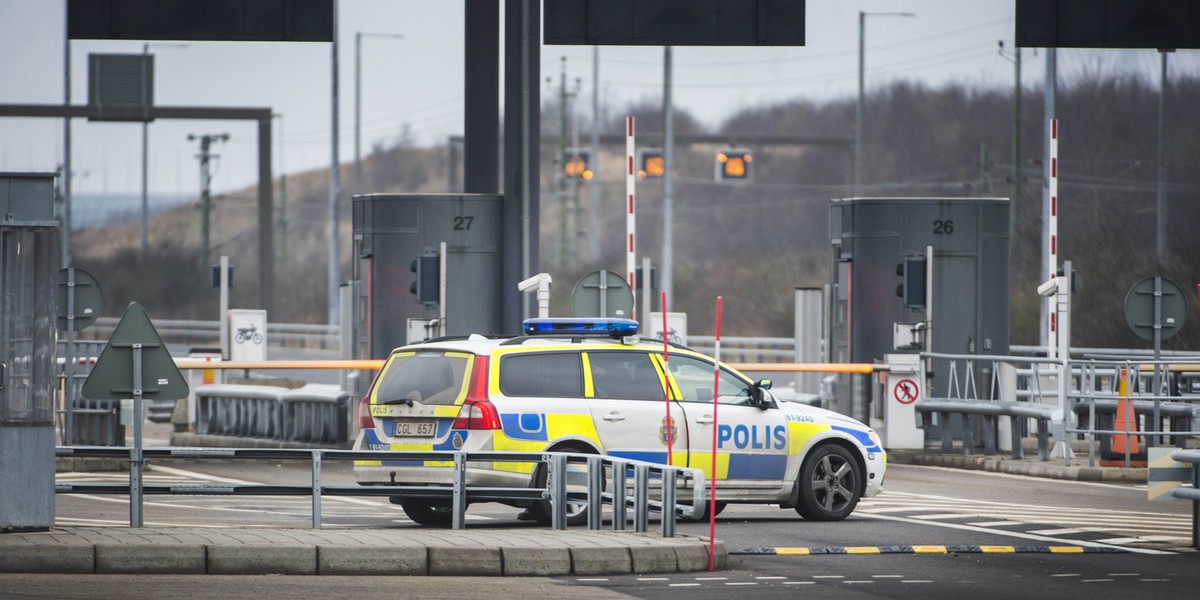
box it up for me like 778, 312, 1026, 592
41, 429, 1199, 599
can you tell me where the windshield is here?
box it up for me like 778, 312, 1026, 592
373, 351, 471, 405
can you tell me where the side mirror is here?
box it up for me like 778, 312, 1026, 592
750, 379, 773, 409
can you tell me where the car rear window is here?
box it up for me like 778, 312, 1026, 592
499, 352, 582, 398
374, 351, 471, 405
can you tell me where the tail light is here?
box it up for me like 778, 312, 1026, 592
357, 397, 374, 429
452, 356, 501, 430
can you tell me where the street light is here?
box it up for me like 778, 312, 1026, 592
355, 32, 405, 197
856, 11, 914, 196
140, 42, 188, 261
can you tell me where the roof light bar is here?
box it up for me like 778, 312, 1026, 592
521, 318, 639, 337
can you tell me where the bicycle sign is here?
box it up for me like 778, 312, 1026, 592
228, 309, 267, 361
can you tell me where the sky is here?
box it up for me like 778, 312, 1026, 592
1, 0, 1197, 200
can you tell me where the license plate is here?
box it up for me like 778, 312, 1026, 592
394, 420, 436, 438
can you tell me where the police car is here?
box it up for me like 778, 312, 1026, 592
353, 318, 885, 526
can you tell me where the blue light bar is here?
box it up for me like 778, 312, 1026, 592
521, 318, 640, 337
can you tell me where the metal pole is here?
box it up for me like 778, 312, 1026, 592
662, 46, 674, 309
588, 47, 601, 263
354, 32, 362, 198
1013, 48, 1021, 233
64, 268, 77, 444
1156, 51, 1169, 265
1040, 49, 1057, 350
220, 255, 230, 359
1152, 276, 1163, 448
855, 12, 864, 196
63, 19, 72, 267
131, 344, 144, 528
311, 450, 323, 528
327, 0, 341, 325
141, 44, 150, 261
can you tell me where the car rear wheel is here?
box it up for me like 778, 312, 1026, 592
794, 444, 861, 521
396, 497, 455, 527
680, 501, 727, 521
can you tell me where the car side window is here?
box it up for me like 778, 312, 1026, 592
665, 354, 752, 405
499, 352, 582, 398
587, 351, 666, 401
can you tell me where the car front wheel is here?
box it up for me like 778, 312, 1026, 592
794, 444, 862, 521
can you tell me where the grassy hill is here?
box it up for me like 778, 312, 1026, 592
74, 75, 1200, 350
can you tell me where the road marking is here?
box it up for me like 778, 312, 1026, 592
724, 582, 758, 586
782, 581, 814, 585
637, 578, 669, 581
1028, 528, 1089, 535
1097, 536, 1179, 544
856, 512, 1173, 555
872, 575, 905, 578
901, 580, 934, 584
668, 583, 701, 587
754, 576, 787, 580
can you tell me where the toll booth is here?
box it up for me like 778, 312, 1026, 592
352, 194, 503, 360
828, 197, 1010, 445
0, 173, 59, 531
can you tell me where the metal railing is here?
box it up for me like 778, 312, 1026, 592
1168, 449, 1200, 547
916, 352, 1200, 465
55, 446, 705, 536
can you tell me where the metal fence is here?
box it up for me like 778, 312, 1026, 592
916, 352, 1200, 465
1166, 449, 1200, 547
55, 446, 706, 536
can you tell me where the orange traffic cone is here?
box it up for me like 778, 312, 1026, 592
1100, 369, 1146, 467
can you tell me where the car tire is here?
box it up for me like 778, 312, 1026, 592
397, 497, 455, 527
794, 444, 862, 521
680, 501, 727, 522
530, 443, 596, 527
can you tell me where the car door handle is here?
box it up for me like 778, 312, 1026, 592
602, 412, 625, 423
696, 414, 715, 425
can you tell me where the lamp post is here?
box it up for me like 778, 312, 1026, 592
856, 11, 914, 196
140, 42, 188, 261
355, 32, 406, 198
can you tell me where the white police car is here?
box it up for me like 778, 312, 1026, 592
353, 318, 885, 526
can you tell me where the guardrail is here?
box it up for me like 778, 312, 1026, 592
1168, 449, 1200, 547
194, 384, 351, 446
55, 446, 705, 536
916, 352, 1200, 465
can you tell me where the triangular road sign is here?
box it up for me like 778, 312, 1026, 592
81, 302, 189, 400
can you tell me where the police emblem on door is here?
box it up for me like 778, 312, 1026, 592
659, 416, 678, 447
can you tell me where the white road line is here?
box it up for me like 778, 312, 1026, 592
1027, 528, 1091, 535
1096, 536, 1182, 544
857, 511, 1174, 555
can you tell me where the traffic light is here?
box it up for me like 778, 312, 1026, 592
638, 148, 664, 179
563, 149, 593, 180
715, 148, 752, 182
410, 252, 440, 305
895, 255, 926, 308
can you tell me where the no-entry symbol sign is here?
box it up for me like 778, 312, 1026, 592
893, 378, 920, 405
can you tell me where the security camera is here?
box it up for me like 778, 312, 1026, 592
1037, 278, 1059, 298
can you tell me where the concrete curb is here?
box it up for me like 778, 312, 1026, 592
0, 528, 725, 576
889, 451, 1148, 483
